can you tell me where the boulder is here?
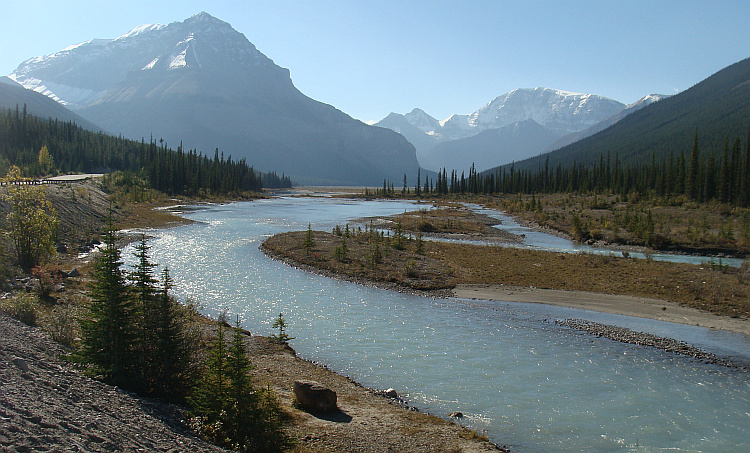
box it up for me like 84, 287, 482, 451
293, 380, 337, 413
384, 388, 398, 398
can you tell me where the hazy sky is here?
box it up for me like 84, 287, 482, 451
2, 1, 749, 122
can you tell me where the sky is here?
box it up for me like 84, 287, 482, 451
2, 0, 749, 123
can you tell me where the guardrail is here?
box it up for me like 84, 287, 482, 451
0, 174, 100, 187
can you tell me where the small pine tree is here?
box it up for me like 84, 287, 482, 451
191, 316, 291, 452
333, 238, 348, 262
303, 224, 315, 255
271, 312, 294, 345
393, 222, 405, 250
150, 267, 197, 402
415, 232, 425, 255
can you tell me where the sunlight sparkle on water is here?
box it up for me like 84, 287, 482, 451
122, 198, 750, 452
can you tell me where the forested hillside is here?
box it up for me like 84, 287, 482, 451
0, 107, 291, 195
413, 126, 750, 209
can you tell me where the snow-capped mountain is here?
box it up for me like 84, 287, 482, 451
374, 87, 627, 172
7, 12, 419, 185
378, 87, 625, 144
403, 108, 442, 134
545, 93, 669, 151
9, 13, 280, 110
0, 77, 101, 131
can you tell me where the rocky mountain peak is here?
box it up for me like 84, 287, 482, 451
8, 12, 275, 109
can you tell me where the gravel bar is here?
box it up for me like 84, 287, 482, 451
556, 318, 747, 370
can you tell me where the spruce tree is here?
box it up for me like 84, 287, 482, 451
150, 267, 196, 402
128, 235, 158, 394
303, 224, 315, 255
190, 316, 289, 452
78, 223, 138, 388
686, 132, 700, 200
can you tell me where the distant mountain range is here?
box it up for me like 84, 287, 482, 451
488, 56, 750, 175
6, 11, 745, 186
7, 12, 419, 185
374, 88, 666, 172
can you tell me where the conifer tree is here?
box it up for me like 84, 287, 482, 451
190, 316, 289, 452
720, 138, 731, 203
686, 132, 700, 200
303, 223, 315, 255
78, 222, 138, 388
129, 234, 159, 393
146, 265, 196, 401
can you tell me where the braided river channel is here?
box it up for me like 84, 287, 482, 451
123, 196, 750, 452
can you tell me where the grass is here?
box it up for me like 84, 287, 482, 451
487, 192, 750, 255
262, 212, 750, 320
262, 230, 455, 292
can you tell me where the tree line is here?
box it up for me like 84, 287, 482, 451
382, 128, 750, 207
0, 105, 292, 195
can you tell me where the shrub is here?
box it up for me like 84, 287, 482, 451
44, 303, 77, 347
0, 292, 39, 326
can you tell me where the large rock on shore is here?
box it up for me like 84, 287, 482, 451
293, 380, 338, 413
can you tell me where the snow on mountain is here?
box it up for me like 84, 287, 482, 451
378, 87, 626, 147
115, 24, 167, 40
5, 12, 420, 185
8, 12, 272, 110
626, 93, 668, 109
403, 108, 441, 134
544, 93, 669, 152
469, 87, 624, 134
373, 87, 630, 172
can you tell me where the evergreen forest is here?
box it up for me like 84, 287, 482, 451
0, 106, 292, 195
390, 129, 750, 208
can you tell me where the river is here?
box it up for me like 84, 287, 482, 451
123, 196, 750, 452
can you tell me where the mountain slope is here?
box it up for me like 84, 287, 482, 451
545, 94, 669, 151
8, 13, 419, 185
0, 77, 101, 131
375, 88, 625, 171
493, 57, 750, 174
419, 119, 564, 173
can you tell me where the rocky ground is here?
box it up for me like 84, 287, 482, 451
556, 319, 748, 369
0, 314, 227, 453
245, 335, 506, 453
0, 311, 506, 453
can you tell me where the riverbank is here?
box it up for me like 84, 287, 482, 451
1, 183, 507, 452
262, 225, 750, 326
453, 284, 750, 336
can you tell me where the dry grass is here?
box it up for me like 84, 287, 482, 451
486, 193, 750, 254
263, 220, 750, 320
262, 231, 455, 292
392, 206, 497, 235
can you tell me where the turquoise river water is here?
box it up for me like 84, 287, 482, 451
122, 197, 750, 452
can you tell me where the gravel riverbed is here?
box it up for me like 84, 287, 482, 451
556, 318, 747, 370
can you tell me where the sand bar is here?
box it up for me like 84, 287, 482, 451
453, 284, 750, 336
